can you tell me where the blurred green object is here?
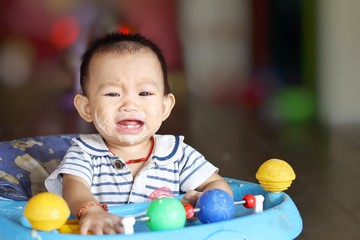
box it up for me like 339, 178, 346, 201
146, 198, 186, 231
272, 87, 316, 123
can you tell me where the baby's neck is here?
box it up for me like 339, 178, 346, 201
108, 137, 154, 162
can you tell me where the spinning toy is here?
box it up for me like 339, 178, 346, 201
119, 189, 261, 234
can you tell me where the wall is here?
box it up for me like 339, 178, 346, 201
318, 0, 360, 125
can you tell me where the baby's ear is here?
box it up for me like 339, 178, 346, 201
162, 93, 176, 121
74, 94, 93, 122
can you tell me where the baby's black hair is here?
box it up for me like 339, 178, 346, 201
80, 32, 170, 95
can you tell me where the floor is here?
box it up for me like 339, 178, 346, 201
172, 98, 360, 240
1, 75, 360, 239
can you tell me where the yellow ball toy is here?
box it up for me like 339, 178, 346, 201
24, 192, 70, 231
256, 159, 296, 192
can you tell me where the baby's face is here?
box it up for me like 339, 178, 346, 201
83, 51, 174, 147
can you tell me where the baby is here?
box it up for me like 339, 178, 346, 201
45, 32, 233, 235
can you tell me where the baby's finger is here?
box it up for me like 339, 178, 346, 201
182, 190, 201, 205
103, 226, 116, 235
90, 224, 104, 235
113, 224, 123, 234
79, 221, 91, 235
105, 218, 124, 234
102, 218, 115, 234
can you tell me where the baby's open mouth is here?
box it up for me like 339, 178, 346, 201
116, 119, 144, 133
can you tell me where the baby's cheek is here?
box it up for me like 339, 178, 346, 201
94, 108, 115, 135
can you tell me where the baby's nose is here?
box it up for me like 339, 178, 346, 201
119, 97, 138, 112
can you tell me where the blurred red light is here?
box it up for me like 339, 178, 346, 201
50, 16, 79, 50
118, 25, 131, 34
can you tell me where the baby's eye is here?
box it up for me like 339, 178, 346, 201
105, 92, 120, 97
139, 91, 152, 96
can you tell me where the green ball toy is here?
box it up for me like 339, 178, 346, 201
146, 198, 186, 231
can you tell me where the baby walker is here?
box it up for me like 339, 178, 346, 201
0, 135, 302, 239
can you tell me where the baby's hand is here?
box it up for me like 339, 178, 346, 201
181, 190, 203, 206
79, 207, 123, 235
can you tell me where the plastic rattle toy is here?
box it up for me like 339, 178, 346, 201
255, 158, 296, 209
195, 189, 234, 223
194, 190, 263, 223
119, 189, 263, 234
23, 192, 70, 231
256, 158, 296, 192
146, 197, 186, 231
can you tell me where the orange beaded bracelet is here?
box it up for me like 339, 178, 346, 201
77, 202, 109, 219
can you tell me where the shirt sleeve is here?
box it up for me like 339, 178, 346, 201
44, 143, 93, 196
178, 143, 219, 192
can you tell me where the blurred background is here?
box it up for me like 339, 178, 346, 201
1, 0, 360, 239
2, 0, 360, 138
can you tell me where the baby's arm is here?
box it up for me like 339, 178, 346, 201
181, 173, 233, 205
62, 174, 123, 235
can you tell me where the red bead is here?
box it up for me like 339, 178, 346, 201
243, 194, 256, 208
183, 203, 195, 219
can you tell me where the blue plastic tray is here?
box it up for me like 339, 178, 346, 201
0, 178, 302, 240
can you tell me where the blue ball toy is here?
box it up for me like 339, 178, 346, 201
196, 189, 234, 224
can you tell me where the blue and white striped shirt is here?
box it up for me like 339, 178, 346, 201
45, 134, 218, 205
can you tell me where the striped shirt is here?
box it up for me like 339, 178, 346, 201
45, 134, 218, 205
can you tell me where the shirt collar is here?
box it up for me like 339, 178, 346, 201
75, 134, 184, 164
75, 134, 110, 157
152, 135, 184, 165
